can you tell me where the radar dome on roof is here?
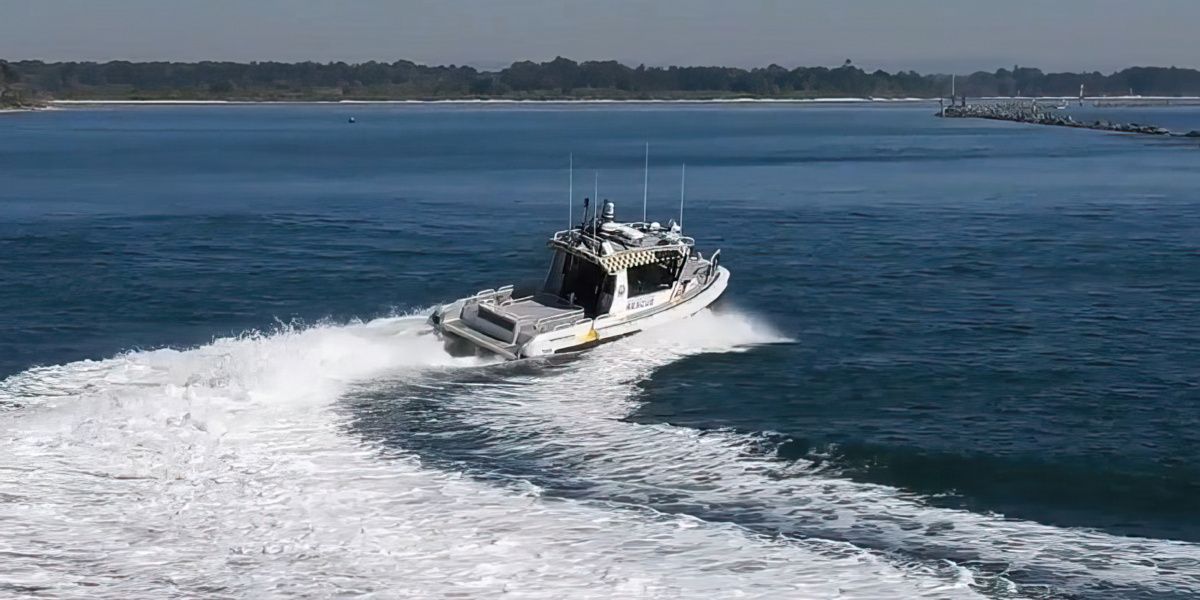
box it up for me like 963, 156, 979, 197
601, 200, 615, 222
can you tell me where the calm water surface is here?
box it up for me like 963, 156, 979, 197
1, 104, 1198, 599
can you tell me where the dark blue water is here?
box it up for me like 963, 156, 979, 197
2, 104, 1199, 599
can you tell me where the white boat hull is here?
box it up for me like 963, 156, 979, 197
433, 266, 729, 360
521, 266, 729, 357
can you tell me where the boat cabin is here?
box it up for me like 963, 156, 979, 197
542, 201, 708, 319
430, 199, 723, 359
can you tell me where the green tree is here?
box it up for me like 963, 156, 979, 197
6, 59, 1200, 101
0, 60, 22, 105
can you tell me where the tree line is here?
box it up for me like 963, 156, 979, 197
0, 60, 30, 106
3, 57, 1200, 101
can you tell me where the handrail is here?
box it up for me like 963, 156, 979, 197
533, 308, 586, 329
549, 237, 690, 276
467, 285, 516, 304
706, 249, 721, 280
551, 228, 693, 253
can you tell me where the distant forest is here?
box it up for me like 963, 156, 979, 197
3, 57, 1200, 103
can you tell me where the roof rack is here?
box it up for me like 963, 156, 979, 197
549, 227, 690, 274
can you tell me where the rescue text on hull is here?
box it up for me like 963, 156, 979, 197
428, 199, 729, 360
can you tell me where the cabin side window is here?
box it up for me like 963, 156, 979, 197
542, 249, 568, 296
627, 262, 676, 297
596, 274, 617, 316
556, 254, 610, 317
542, 251, 567, 296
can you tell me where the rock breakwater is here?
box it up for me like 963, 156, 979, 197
938, 102, 1196, 137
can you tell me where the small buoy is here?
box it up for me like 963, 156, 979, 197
348, 117, 356, 123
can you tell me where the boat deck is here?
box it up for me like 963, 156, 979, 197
491, 293, 587, 331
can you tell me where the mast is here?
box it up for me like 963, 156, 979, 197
642, 142, 649, 223
678, 163, 686, 231
593, 171, 599, 226
568, 153, 573, 228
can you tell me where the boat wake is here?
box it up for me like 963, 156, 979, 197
0, 313, 979, 599
345, 309, 1200, 600
3, 310, 1197, 598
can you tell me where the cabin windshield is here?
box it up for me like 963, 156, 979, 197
627, 261, 677, 296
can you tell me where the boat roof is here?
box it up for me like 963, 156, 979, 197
549, 221, 693, 274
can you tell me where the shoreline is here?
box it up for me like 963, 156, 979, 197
49, 97, 936, 106
43, 95, 1200, 107
19, 96, 1200, 112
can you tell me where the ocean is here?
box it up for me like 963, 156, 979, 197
1, 103, 1198, 599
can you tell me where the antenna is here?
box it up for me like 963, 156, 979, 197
678, 163, 686, 231
642, 142, 649, 223
593, 171, 599, 227
568, 153, 573, 228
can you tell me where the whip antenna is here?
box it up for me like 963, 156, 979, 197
642, 142, 649, 223
679, 163, 686, 232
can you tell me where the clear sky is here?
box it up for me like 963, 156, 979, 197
2, 0, 1197, 73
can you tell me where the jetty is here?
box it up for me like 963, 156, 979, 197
937, 100, 1200, 138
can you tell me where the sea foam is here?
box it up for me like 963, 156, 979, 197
0, 314, 980, 599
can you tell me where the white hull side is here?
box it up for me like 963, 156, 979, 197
520, 266, 729, 357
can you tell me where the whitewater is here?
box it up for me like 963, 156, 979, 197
1, 310, 1196, 598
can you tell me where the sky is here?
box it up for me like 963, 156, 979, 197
2, 0, 1197, 73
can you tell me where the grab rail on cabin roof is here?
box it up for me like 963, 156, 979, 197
550, 236, 693, 263
551, 228, 695, 250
